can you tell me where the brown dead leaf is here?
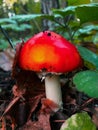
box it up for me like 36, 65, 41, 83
0, 96, 20, 119
12, 85, 26, 97
18, 98, 57, 130
37, 113, 51, 130
0, 94, 44, 128
27, 94, 44, 120
19, 98, 52, 130
41, 98, 59, 113
18, 120, 42, 130
12, 69, 45, 98
0, 48, 15, 71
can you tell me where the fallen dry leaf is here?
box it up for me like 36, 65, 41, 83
0, 48, 15, 71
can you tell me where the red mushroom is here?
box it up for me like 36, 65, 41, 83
18, 31, 82, 111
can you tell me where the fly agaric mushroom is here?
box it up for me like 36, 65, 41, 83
18, 31, 82, 112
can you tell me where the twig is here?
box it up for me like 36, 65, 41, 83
0, 96, 21, 121
0, 25, 15, 50
1, 117, 7, 130
53, 119, 65, 123
80, 98, 95, 110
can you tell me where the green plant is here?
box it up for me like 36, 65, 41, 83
60, 112, 96, 130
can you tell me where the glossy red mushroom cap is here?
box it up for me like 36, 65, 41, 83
18, 31, 82, 73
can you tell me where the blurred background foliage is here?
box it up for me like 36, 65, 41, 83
0, 0, 41, 49
0, 0, 98, 49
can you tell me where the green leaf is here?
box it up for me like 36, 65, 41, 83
67, 0, 90, 6
52, 3, 98, 25
75, 3, 98, 24
77, 45, 98, 70
73, 70, 98, 98
11, 14, 54, 22
2, 24, 32, 31
0, 18, 16, 24
76, 25, 98, 35
60, 112, 96, 130
11, 14, 42, 22
53, 6, 76, 17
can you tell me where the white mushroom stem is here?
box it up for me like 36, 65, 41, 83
45, 75, 63, 112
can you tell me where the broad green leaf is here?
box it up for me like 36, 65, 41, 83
53, 6, 76, 17
60, 112, 96, 130
73, 70, 98, 98
76, 25, 98, 35
11, 14, 42, 22
0, 18, 16, 24
67, 0, 90, 6
53, 3, 98, 25
77, 45, 98, 70
11, 14, 54, 22
75, 3, 98, 24
2, 24, 32, 31
74, 25, 98, 42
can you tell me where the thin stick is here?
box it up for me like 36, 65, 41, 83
0, 25, 15, 49
53, 120, 65, 123
80, 98, 95, 109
